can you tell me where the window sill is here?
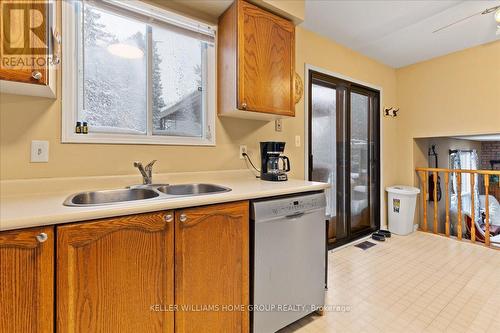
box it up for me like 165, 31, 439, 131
61, 132, 215, 146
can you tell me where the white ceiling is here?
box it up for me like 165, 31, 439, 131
302, 0, 500, 68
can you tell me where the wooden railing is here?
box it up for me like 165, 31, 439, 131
415, 167, 500, 249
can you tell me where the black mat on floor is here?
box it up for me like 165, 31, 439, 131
354, 241, 376, 250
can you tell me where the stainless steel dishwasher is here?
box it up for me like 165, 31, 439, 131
251, 192, 326, 333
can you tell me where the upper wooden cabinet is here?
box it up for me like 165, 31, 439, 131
0, 226, 54, 333
57, 211, 174, 333
218, 0, 295, 120
0, 0, 58, 97
175, 201, 249, 333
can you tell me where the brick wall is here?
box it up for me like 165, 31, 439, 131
480, 141, 500, 170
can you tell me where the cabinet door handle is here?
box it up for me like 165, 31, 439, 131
35, 232, 48, 243
179, 214, 188, 223
164, 214, 173, 223
32, 71, 42, 81
240, 102, 247, 110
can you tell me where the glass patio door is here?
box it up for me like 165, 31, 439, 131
350, 89, 378, 235
310, 80, 344, 242
309, 71, 380, 248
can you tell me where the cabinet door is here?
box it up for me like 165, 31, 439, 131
0, 226, 54, 333
0, 0, 49, 85
57, 211, 174, 333
175, 201, 249, 333
238, 0, 295, 116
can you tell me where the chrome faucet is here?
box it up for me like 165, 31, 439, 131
133, 160, 157, 185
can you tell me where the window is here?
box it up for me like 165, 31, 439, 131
450, 150, 478, 194
459, 151, 473, 194
62, 0, 216, 145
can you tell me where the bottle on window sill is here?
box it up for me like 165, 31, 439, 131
75, 121, 82, 134
82, 122, 88, 134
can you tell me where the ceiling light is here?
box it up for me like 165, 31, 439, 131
107, 43, 144, 59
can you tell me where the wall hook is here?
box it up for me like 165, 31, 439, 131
384, 107, 399, 118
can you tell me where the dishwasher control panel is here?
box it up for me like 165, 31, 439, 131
251, 192, 326, 221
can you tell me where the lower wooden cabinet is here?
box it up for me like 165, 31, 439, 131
1, 201, 249, 333
57, 211, 175, 333
0, 226, 54, 333
175, 201, 249, 333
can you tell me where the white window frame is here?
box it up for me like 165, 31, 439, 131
61, 0, 216, 146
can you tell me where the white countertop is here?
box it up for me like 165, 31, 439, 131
0, 170, 329, 231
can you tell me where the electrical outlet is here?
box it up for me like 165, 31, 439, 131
239, 145, 247, 159
295, 135, 301, 147
31, 140, 49, 163
275, 119, 282, 132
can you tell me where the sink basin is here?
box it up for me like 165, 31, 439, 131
64, 188, 160, 206
156, 183, 231, 196
64, 183, 231, 207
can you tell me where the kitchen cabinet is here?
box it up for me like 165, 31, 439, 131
0, 0, 58, 97
0, 226, 54, 333
1, 201, 249, 332
57, 211, 175, 333
218, 0, 295, 120
175, 201, 249, 333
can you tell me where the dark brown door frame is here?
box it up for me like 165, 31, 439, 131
307, 70, 381, 249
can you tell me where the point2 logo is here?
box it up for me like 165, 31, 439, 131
1, 0, 54, 70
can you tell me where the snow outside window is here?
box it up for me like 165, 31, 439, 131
62, 0, 216, 145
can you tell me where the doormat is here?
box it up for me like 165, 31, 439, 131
354, 241, 376, 250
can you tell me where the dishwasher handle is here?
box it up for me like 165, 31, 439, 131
285, 211, 305, 219
255, 207, 325, 224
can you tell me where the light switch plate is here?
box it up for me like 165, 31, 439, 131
275, 119, 282, 132
295, 135, 301, 147
31, 140, 49, 163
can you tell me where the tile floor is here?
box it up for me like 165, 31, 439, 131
279, 232, 500, 333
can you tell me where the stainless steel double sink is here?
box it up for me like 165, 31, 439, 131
64, 184, 231, 207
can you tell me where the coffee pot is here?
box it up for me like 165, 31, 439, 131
260, 142, 290, 181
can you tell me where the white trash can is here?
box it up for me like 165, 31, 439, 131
386, 185, 421, 235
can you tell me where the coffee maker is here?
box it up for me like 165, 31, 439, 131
260, 141, 290, 181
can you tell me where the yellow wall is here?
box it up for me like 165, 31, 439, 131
145, 0, 304, 25
294, 27, 400, 188
396, 41, 500, 186
0, 92, 284, 179
258, 0, 305, 22
0, 26, 397, 183
2, 1, 497, 229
